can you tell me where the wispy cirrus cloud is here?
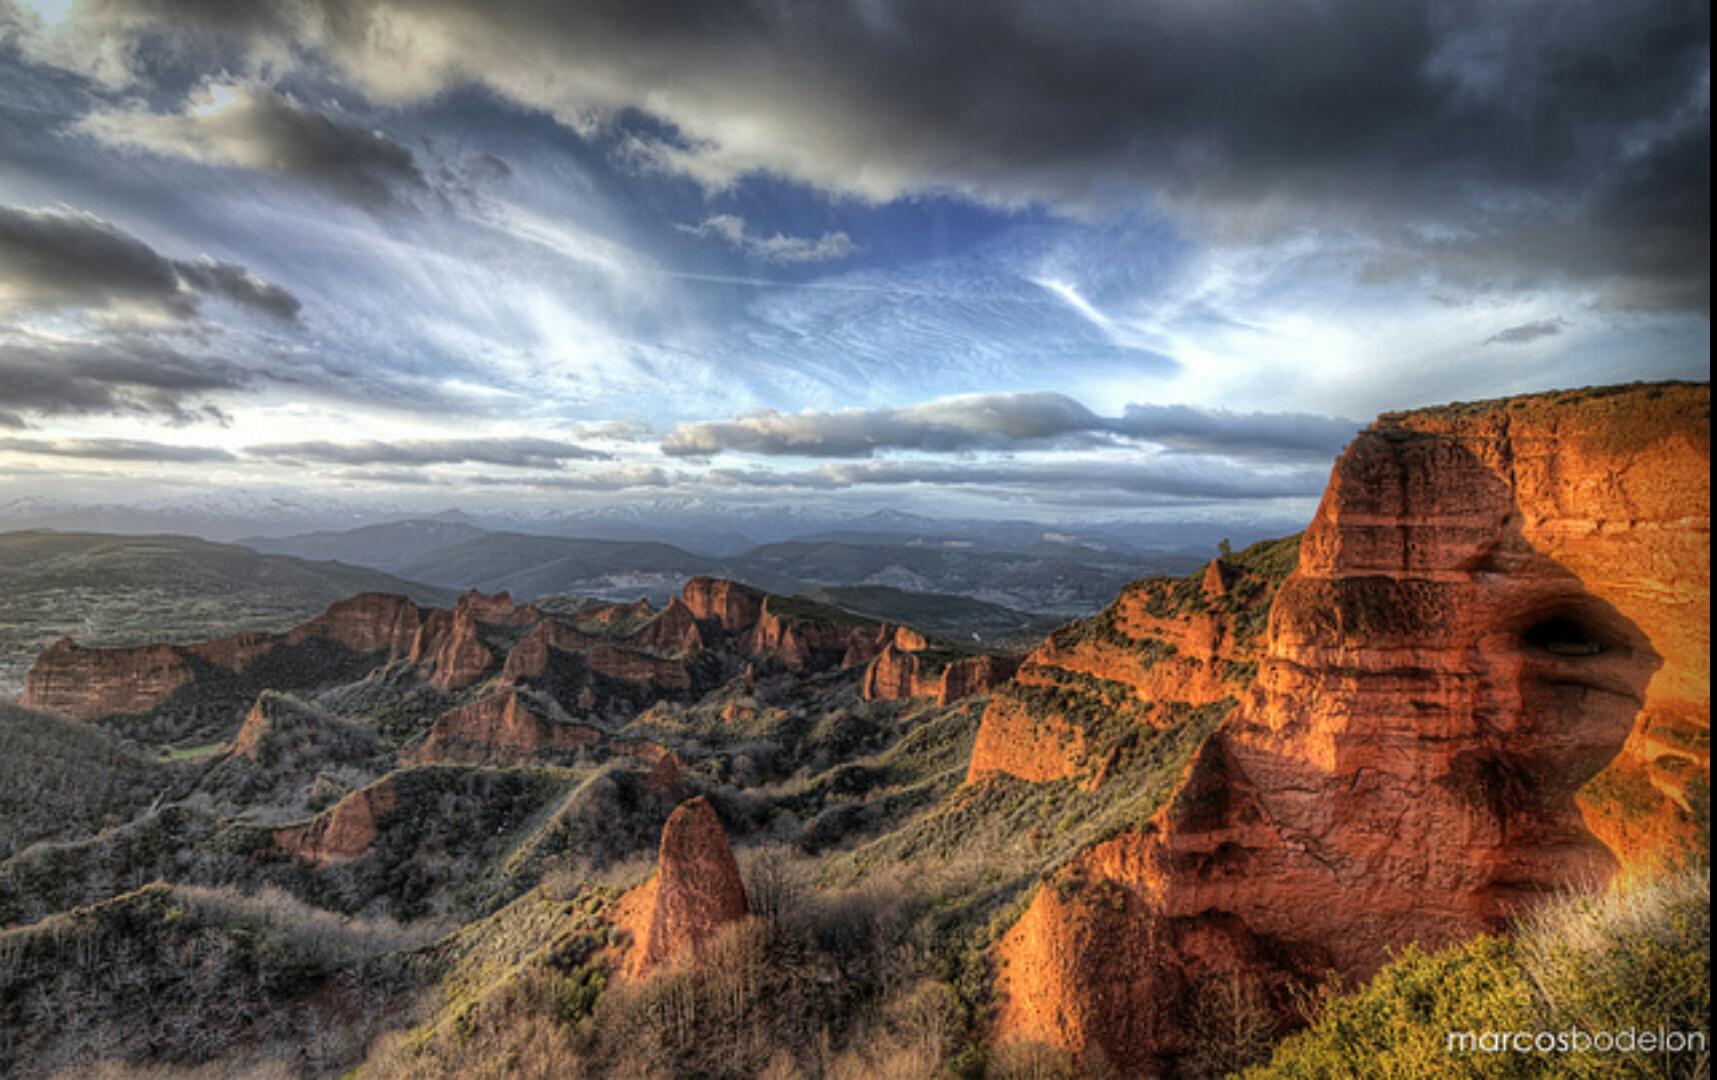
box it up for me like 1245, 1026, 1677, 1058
677, 215, 858, 264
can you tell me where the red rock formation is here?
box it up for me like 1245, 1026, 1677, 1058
575, 598, 655, 631
967, 546, 1290, 786
990, 383, 1711, 1071
421, 604, 498, 692
860, 642, 931, 700
628, 597, 705, 656
620, 796, 750, 976
404, 691, 602, 766
20, 593, 428, 721
682, 577, 764, 632
936, 653, 1023, 706
286, 592, 426, 657
273, 776, 400, 868
21, 639, 197, 721
1200, 558, 1232, 598
453, 588, 538, 626
861, 640, 1023, 705
744, 596, 894, 672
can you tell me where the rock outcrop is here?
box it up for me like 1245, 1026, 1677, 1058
403, 691, 603, 767
967, 538, 1295, 787
860, 637, 1023, 706
273, 775, 401, 868
620, 796, 749, 976
21, 593, 427, 722
990, 383, 1711, 1072
682, 577, 765, 632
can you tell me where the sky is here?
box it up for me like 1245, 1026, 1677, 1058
0, 0, 1708, 529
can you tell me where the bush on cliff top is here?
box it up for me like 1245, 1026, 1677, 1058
1250, 866, 1711, 1080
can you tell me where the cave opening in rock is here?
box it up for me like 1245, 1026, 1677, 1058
1522, 615, 1608, 657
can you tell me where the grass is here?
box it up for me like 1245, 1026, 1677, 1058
1250, 866, 1711, 1079
0, 882, 438, 1078
164, 742, 229, 762
0, 530, 452, 692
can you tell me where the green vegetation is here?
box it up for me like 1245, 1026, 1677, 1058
795, 584, 1060, 646
0, 882, 435, 1078
0, 703, 171, 861
1251, 867, 1711, 1079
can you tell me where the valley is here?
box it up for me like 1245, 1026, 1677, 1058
0, 383, 1707, 1079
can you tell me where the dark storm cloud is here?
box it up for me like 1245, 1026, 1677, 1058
41, 0, 1711, 311
1485, 318, 1568, 346
0, 337, 251, 425
246, 437, 614, 468
0, 436, 236, 462
663, 393, 1357, 460
173, 256, 303, 320
79, 82, 428, 208
0, 204, 302, 320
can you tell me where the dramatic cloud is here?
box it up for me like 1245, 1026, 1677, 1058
1485, 318, 1567, 346
0, 337, 251, 425
0, 205, 301, 321
0, 436, 236, 462
663, 392, 1356, 460
38, 0, 1710, 310
677, 215, 858, 264
79, 81, 427, 207
246, 436, 613, 468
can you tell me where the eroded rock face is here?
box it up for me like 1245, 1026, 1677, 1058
860, 642, 1022, 705
628, 597, 706, 657
967, 542, 1293, 787
992, 383, 1710, 1072
287, 593, 428, 656
418, 600, 500, 693
404, 691, 602, 766
743, 597, 898, 673
21, 593, 427, 722
22, 639, 197, 722
682, 577, 764, 632
622, 796, 749, 976
273, 776, 400, 868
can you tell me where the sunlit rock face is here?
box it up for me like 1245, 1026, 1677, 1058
618, 796, 750, 977
993, 383, 1710, 1073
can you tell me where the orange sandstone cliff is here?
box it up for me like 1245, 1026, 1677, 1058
990, 383, 1711, 1072
968, 542, 1295, 787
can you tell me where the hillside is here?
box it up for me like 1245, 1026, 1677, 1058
240, 523, 1191, 617
0, 531, 456, 693
794, 584, 1060, 646
0, 383, 1705, 1079
240, 518, 491, 573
